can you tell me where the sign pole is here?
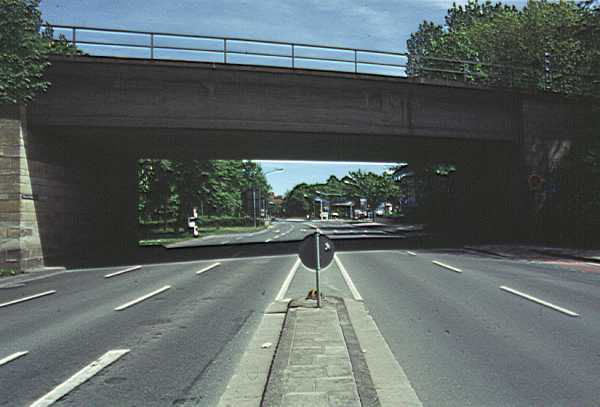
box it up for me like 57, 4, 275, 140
315, 230, 321, 308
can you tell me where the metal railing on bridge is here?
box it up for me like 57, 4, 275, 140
46, 24, 410, 77
46, 24, 599, 97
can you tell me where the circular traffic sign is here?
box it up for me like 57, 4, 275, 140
299, 232, 335, 270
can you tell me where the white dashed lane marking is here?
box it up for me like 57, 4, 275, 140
500, 286, 579, 317
0, 290, 56, 308
104, 265, 142, 279
29, 349, 130, 407
432, 260, 463, 273
0, 351, 28, 367
114, 285, 172, 311
196, 262, 221, 275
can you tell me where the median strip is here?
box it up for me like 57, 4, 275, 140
196, 262, 221, 275
499, 286, 579, 317
29, 349, 130, 407
334, 254, 364, 301
432, 260, 463, 273
114, 286, 171, 311
0, 290, 56, 308
0, 351, 28, 367
104, 265, 142, 279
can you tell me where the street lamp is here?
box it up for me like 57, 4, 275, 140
253, 168, 285, 227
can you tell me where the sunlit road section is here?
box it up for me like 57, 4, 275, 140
0, 225, 598, 406
165, 219, 313, 248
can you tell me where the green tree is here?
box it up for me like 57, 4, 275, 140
342, 170, 399, 212
283, 183, 314, 217
0, 0, 78, 104
407, 0, 599, 96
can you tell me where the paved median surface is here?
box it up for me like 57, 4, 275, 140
262, 299, 362, 407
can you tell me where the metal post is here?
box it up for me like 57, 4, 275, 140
315, 231, 321, 308
150, 33, 154, 59
544, 52, 551, 90
224, 39, 227, 64
291, 44, 295, 69
252, 188, 256, 228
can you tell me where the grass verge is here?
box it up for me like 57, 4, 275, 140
139, 225, 267, 246
0, 268, 19, 278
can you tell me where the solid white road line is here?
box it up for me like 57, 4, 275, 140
0, 290, 56, 308
499, 286, 580, 317
104, 265, 142, 279
196, 262, 221, 275
275, 258, 301, 301
406, 251, 417, 256
114, 286, 171, 311
29, 349, 130, 407
0, 351, 28, 367
333, 254, 363, 301
432, 260, 463, 273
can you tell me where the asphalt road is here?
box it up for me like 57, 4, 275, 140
2, 221, 599, 406
167, 219, 313, 248
0, 255, 297, 407
167, 218, 407, 249
336, 249, 600, 407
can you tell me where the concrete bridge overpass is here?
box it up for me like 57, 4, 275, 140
0, 55, 595, 270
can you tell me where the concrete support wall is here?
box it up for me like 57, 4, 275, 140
518, 96, 597, 242
1, 106, 138, 270
0, 106, 44, 269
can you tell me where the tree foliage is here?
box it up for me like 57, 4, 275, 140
137, 159, 272, 229
283, 170, 399, 217
0, 0, 79, 104
407, 0, 599, 96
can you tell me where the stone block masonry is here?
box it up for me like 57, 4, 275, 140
262, 299, 363, 407
0, 104, 138, 271
0, 105, 44, 270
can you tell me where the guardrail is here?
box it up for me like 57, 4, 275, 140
46, 24, 409, 77
45, 24, 599, 96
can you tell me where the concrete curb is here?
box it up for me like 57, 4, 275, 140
530, 249, 600, 264
343, 298, 423, 407
216, 300, 289, 407
464, 245, 600, 264
0, 267, 66, 288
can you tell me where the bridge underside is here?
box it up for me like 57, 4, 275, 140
12, 123, 516, 268
0, 57, 594, 269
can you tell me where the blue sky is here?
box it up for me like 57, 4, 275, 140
257, 160, 399, 196
40, 0, 528, 195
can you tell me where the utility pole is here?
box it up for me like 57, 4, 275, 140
252, 188, 257, 228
